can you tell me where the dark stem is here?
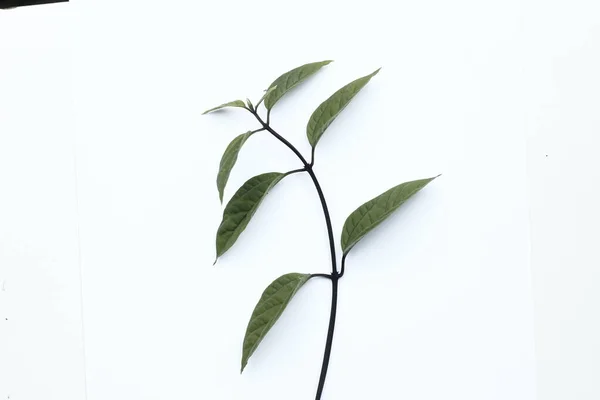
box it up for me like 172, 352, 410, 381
249, 127, 266, 135
250, 109, 339, 399
284, 167, 307, 177
310, 273, 333, 280
304, 166, 338, 275
252, 111, 310, 167
339, 253, 348, 278
316, 276, 338, 399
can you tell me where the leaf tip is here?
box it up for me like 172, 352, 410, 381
212, 257, 218, 266
217, 188, 223, 203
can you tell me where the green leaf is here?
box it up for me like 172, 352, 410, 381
216, 131, 253, 203
264, 60, 333, 110
306, 68, 380, 148
202, 100, 246, 115
341, 175, 439, 255
215, 172, 285, 260
241, 273, 311, 372
246, 98, 254, 112
257, 85, 278, 107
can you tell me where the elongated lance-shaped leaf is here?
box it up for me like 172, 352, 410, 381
202, 100, 246, 115
215, 172, 285, 260
241, 273, 311, 372
306, 68, 380, 148
341, 175, 439, 255
264, 60, 333, 110
216, 131, 253, 203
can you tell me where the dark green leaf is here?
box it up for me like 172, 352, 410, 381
215, 172, 285, 260
341, 176, 439, 255
241, 273, 311, 372
264, 60, 333, 110
202, 100, 246, 115
306, 68, 380, 148
216, 131, 253, 203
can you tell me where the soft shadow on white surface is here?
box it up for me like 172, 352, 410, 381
0, 4, 86, 400
73, 1, 536, 399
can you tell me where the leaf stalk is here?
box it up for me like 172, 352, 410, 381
310, 273, 333, 280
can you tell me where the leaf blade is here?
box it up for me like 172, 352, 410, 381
215, 172, 285, 260
306, 68, 380, 148
202, 100, 246, 115
241, 273, 311, 372
216, 131, 253, 203
257, 85, 277, 107
264, 60, 333, 110
341, 176, 439, 255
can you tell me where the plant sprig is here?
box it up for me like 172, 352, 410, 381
203, 60, 439, 399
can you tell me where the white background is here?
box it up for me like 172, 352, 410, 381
74, 0, 536, 399
0, 4, 86, 400
1, 1, 598, 400
524, 4, 600, 398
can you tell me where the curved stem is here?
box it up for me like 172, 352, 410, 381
249, 127, 266, 135
305, 166, 338, 275
310, 273, 333, 280
249, 109, 339, 399
284, 167, 307, 177
339, 253, 348, 278
316, 276, 338, 399
252, 110, 310, 167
